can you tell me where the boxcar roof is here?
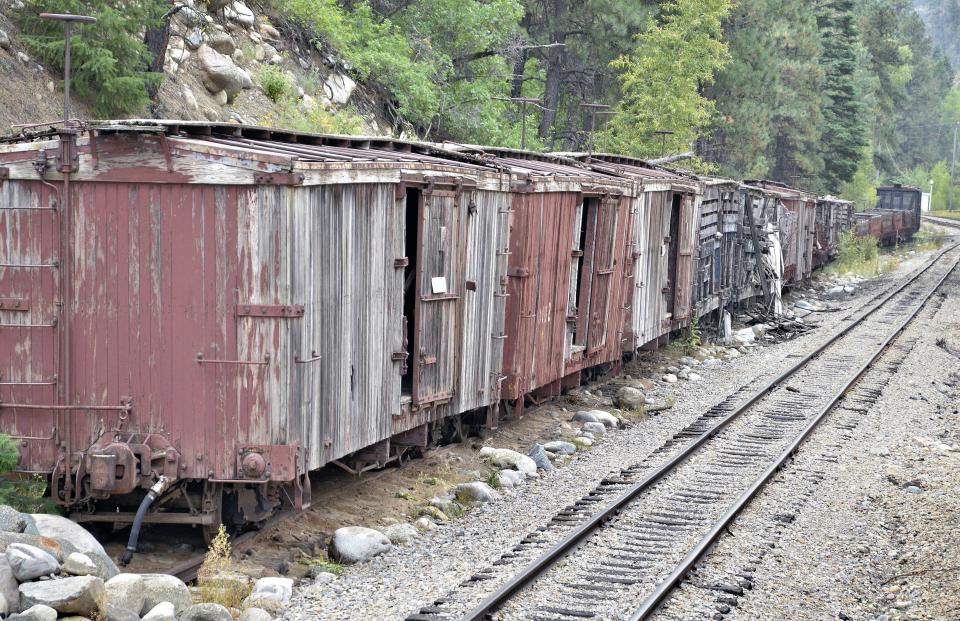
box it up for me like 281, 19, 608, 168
1, 119, 496, 170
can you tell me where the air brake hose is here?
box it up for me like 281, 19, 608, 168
119, 476, 170, 566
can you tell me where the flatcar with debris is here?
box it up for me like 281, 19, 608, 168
0, 120, 853, 549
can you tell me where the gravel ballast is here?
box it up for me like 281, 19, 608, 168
285, 247, 951, 621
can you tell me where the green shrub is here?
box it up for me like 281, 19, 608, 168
261, 99, 366, 135
17, 0, 164, 117
258, 66, 293, 103
0, 434, 52, 513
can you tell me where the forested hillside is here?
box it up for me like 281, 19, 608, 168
5, 0, 959, 203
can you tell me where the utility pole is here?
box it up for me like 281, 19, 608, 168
653, 130, 675, 157
579, 103, 616, 157
492, 96, 543, 150
950, 122, 959, 211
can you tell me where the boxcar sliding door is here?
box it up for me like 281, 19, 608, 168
413, 185, 465, 406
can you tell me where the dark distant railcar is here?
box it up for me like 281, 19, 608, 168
877, 184, 921, 236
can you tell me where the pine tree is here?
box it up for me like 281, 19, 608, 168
601, 0, 732, 158
16, 0, 165, 118
817, 0, 868, 189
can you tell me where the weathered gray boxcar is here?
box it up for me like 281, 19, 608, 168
0, 120, 512, 533
747, 180, 816, 285
692, 179, 786, 318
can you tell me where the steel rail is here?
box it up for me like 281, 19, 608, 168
629, 250, 960, 620
459, 242, 960, 621
923, 215, 960, 230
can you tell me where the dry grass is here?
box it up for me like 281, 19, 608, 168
197, 525, 253, 609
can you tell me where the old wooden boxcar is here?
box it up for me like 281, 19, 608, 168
813, 196, 855, 269
451, 149, 636, 413
693, 179, 784, 317
748, 181, 816, 285
579, 156, 700, 351
0, 121, 515, 531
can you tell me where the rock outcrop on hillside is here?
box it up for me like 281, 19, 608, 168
0, 0, 392, 134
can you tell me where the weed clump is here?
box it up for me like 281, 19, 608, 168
198, 524, 252, 609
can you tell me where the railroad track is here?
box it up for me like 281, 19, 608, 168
403, 243, 960, 621
923, 214, 960, 230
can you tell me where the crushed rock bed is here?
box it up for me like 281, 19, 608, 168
283, 250, 943, 621
658, 272, 960, 621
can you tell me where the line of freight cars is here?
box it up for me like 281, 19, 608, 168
0, 121, 854, 542
854, 184, 922, 246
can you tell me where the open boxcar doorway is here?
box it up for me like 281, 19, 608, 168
665, 193, 683, 317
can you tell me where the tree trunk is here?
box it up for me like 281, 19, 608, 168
538, 0, 568, 144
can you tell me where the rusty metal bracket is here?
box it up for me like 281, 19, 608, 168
394, 257, 409, 268
254, 172, 305, 186
294, 350, 322, 364
0, 167, 8, 181
508, 267, 530, 278
196, 352, 271, 366
0, 298, 29, 312
236, 304, 304, 318
57, 131, 79, 174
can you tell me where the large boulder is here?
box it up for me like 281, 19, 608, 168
26, 514, 118, 579
197, 45, 251, 99
615, 386, 645, 411
477, 447, 537, 476
323, 73, 356, 105
526, 444, 554, 472
242, 576, 292, 614
543, 441, 577, 455
584, 410, 620, 428
141, 602, 176, 621
139, 574, 191, 616
19, 576, 105, 617
103, 574, 144, 615
180, 603, 233, 621
454, 482, 499, 503
380, 523, 418, 545
62, 553, 97, 577
225, 1, 256, 27
7, 544, 59, 581
0, 507, 26, 533
9, 604, 57, 621
582, 422, 606, 436
206, 32, 237, 56
1, 554, 20, 613
498, 469, 524, 488
329, 527, 391, 564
